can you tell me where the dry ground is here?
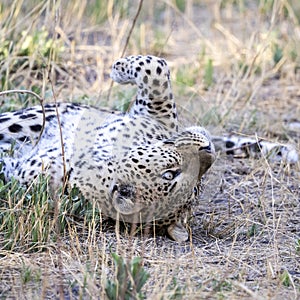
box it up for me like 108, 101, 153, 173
0, 0, 299, 299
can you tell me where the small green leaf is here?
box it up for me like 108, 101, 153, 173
204, 59, 213, 88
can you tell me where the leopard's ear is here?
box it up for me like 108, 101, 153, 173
110, 184, 143, 215
164, 127, 216, 178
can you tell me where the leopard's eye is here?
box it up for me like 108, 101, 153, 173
162, 169, 181, 180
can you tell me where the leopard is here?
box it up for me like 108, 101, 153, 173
1, 55, 298, 243
0, 55, 216, 243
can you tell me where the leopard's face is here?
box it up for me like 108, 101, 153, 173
107, 127, 215, 223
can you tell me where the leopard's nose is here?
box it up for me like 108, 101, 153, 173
200, 143, 212, 153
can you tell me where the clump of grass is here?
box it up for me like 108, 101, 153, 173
212, 278, 232, 292
21, 263, 41, 285
0, 176, 52, 251
0, 26, 64, 61
0, 175, 96, 252
105, 252, 150, 300
203, 58, 214, 89
167, 277, 186, 299
280, 270, 292, 288
175, 64, 198, 87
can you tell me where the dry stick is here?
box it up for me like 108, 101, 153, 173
0, 89, 46, 145
106, 0, 144, 103
46, 5, 65, 298
121, 0, 144, 58
157, 22, 175, 57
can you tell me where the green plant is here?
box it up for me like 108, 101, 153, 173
0, 27, 64, 66
105, 252, 150, 300
58, 185, 102, 229
175, 65, 198, 88
272, 43, 283, 64
212, 279, 232, 292
280, 270, 292, 287
21, 264, 33, 284
0, 92, 42, 114
87, 0, 131, 23
175, 0, 185, 13
112, 88, 136, 112
247, 224, 259, 238
203, 58, 214, 88
167, 277, 186, 300
0, 176, 52, 251
21, 263, 41, 284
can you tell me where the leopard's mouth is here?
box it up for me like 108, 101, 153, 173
110, 183, 144, 216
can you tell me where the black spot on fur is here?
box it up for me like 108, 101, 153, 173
225, 141, 235, 155
225, 141, 235, 148
9, 124, 23, 133
13, 111, 23, 116
0, 117, 11, 123
153, 79, 160, 86
157, 59, 165, 66
18, 136, 30, 143
143, 76, 148, 84
46, 115, 56, 122
0, 133, 4, 140
30, 124, 42, 132
145, 69, 151, 75
156, 66, 162, 75
19, 113, 37, 120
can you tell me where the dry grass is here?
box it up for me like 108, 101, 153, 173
0, 0, 300, 299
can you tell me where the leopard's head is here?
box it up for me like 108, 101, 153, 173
110, 127, 215, 223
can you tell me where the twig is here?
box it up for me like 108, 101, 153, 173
158, 21, 175, 57
106, 0, 144, 103
121, 0, 144, 57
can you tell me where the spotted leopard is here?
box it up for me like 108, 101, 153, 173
1, 55, 298, 242
0, 55, 215, 242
